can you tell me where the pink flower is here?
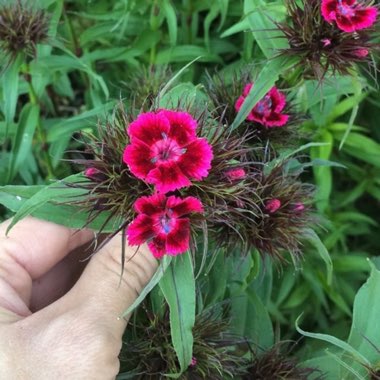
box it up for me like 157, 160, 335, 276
84, 167, 99, 178
321, 38, 332, 47
225, 168, 246, 181
127, 193, 203, 258
354, 48, 369, 57
123, 111, 213, 193
190, 357, 197, 367
235, 83, 289, 128
265, 199, 281, 214
321, 0, 377, 32
293, 202, 305, 212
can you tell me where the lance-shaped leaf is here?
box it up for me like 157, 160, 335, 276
159, 251, 196, 375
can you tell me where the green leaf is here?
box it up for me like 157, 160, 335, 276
230, 56, 297, 130
243, 0, 288, 58
348, 261, 380, 364
230, 282, 274, 350
157, 57, 200, 102
0, 185, 44, 211
221, 19, 250, 38
338, 104, 359, 150
155, 45, 222, 64
159, 252, 196, 374
338, 132, 380, 168
46, 102, 115, 142
162, 0, 178, 46
300, 355, 341, 379
6, 174, 87, 233
121, 256, 172, 317
204, 252, 228, 307
204, 3, 220, 50
8, 103, 40, 181
310, 131, 333, 212
296, 316, 370, 367
2, 54, 23, 125
0, 184, 122, 232
303, 228, 333, 286
325, 350, 367, 380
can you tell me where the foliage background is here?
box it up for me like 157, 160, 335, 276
1, 0, 380, 378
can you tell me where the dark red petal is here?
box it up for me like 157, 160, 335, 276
148, 235, 167, 258
321, 0, 338, 22
166, 196, 203, 217
235, 96, 245, 113
166, 218, 191, 255
179, 138, 213, 180
335, 15, 355, 32
159, 110, 197, 146
123, 142, 154, 180
147, 162, 192, 193
350, 7, 378, 30
268, 87, 286, 113
127, 215, 156, 245
134, 193, 167, 215
242, 83, 253, 97
264, 112, 289, 128
128, 112, 171, 145
248, 111, 266, 125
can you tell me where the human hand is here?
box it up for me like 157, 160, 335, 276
0, 217, 158, 380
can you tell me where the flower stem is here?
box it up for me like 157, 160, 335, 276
24, 67, 55, 180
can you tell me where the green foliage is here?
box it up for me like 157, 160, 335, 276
299, 261, 380, 379
159, 252, 196, 375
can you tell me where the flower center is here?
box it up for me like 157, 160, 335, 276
255, 95, 273, 116
159, 209, 174, 234
337, 0, 356, 17
151, 133, 185, 164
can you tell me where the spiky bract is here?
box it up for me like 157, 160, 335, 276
0, 0, 49, 63
244, 343, 322, 380
124, 65, 173, 112
277, 0, 378, 80
69, 104, 152, 237
119, 306, 246, 379
190, 137, 314, 260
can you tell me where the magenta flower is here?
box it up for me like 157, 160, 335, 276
322, 0, 377, 32
123, 111, 213, 193
127, 193, 203, 258
293, 202, 305, 212
265, 199, 281, 214
84, 167, 100, 178
235, 84, 289, 128
225, 168, 246, 182
354, 48, 369, 57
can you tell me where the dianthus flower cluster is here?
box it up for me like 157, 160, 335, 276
122, 110, 213, 258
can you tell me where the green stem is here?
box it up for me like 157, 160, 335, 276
63, 7, 90, 91
149, 0, 158, 65
63, 6, 81, 57
25, 68, 55, 180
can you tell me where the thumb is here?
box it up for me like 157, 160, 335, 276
61, 234, 158, 338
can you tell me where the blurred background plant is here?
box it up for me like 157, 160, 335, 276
1, 0, 380, 379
